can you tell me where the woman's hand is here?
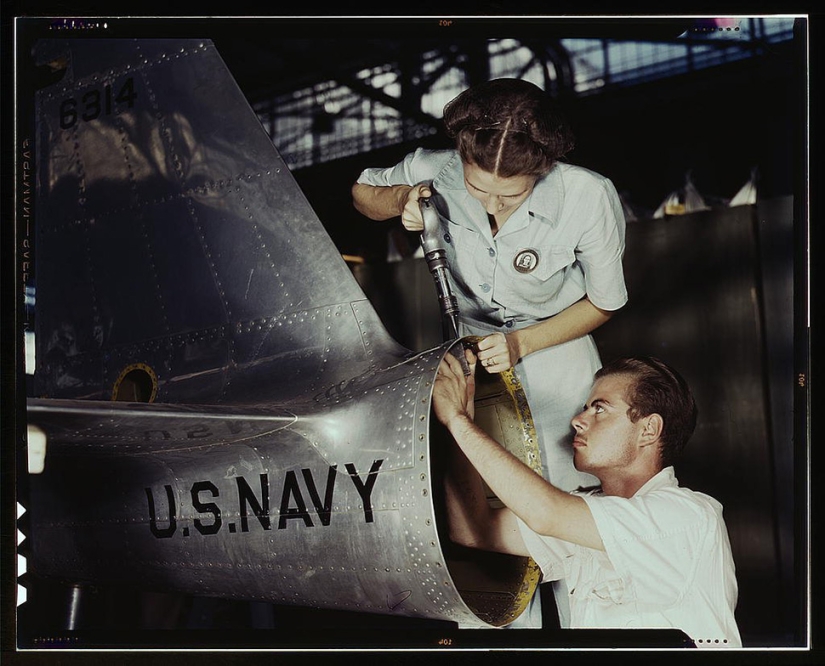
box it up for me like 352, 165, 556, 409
400, 184, 432, 231
352, 182, 431, 226
476, 332, 520, 373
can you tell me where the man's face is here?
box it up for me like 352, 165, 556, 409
570, 374, 645, 475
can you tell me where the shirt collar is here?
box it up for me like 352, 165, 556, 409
525, 162, 565, 227
633, 466, 679, 497
434, 151, 467, 191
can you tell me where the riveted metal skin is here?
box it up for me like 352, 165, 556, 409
24, 39, 542, 628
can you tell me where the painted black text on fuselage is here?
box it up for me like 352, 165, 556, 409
58, 77, 138, 129
145, 460, 384, 539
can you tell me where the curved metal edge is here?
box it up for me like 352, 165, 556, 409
431, 338, 543, 628
497, 365, 543, 624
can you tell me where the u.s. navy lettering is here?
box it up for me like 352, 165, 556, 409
145, 460, 384, 538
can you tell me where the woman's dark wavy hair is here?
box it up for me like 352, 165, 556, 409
442, 78, 575, 178
595, 356, 698, 468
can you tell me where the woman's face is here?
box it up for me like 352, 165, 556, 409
462, 162, 536, 218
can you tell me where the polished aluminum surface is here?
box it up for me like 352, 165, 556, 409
24, 38, 541, 628
32, 38, 407, 405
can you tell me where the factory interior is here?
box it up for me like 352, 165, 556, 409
10, 15, 810, 655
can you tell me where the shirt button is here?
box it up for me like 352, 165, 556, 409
480, 283, 491, 293
488, 247, 496, 257
505, 320, 514, 328
443, 233, 452, 244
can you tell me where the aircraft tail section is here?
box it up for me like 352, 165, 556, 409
32, 38, 406, 404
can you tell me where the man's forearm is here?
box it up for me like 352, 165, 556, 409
445, 413, 560, 520
444, 413, 603, 550
443, 436, 531, 557
443, 440, 494, 548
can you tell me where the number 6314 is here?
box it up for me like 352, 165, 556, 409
59, 77, 137, 129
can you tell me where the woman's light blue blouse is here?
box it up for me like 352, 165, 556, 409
357, 148, 628, 331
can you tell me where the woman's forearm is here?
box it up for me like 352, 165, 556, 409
512, 297, 615, 360
351, 182, 411, 221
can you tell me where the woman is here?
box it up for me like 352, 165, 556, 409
351, 79, 628, 625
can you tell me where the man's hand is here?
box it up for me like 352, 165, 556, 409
433, 348, 477, 427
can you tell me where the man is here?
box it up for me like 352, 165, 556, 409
433, 351, 741, 647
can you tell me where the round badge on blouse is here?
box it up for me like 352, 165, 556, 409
513, 249, 540, 274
